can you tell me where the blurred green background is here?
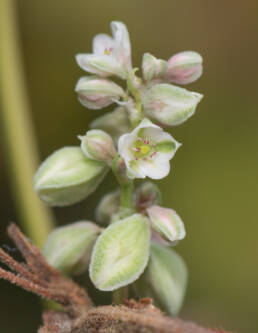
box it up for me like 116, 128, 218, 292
0, 0, 258, 332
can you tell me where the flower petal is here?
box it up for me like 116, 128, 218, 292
93, 33, 115, 55
76, 54, 126, 78
140, 158, 170, 179
111, 21, 132, 72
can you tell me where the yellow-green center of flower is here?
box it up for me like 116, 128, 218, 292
104, 47, 113, 55
140, 145, 151, 154
132, 138, 157, 160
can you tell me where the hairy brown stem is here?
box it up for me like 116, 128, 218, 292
0, 224, 232, 333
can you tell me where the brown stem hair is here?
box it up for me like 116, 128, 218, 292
0, 224, 232, 333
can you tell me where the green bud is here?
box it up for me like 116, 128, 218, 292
95, 189, 120, 224
135, 181, 162, 212
134, 243, 187, 316
143, 83, 203, 126
89, 213, 150, 291
142, 53, 167, 82
43, 221, 101, 275
34, 146, 108, 206
90, 106, 131, 144
79, 129, 116, 165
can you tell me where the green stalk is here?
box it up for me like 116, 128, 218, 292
0, 0, 54, 247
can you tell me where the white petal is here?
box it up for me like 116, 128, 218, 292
127, 160, 146, 179
93, 34, 115, 55
139, 159, 170, 180
76, 54, 126, 78
111, 21, 132, 72
118, 133, 135, 160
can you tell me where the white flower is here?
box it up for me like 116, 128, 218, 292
76, 21, 132, 79
118, 118, 180, 179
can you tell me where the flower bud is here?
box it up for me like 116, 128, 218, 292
95, 189, 120, 224
34, 147, 108, 206
75, 76, 125, 110
43, 221, 100, 275
142, 53, 167, 82
90, 213, 150, 291
79, 130, 116, 165
135, 182, 162, 212
143, 83, 203, 126
166, 51, 203, 85
134, 243, 187, 316
90, 106, 131, 144
147, 205, 185, 243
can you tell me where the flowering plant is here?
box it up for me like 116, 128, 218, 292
34, 21, 203, 316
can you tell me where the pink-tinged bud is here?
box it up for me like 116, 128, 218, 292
147, 205, 185, 243
75, 76, 125, 110
79, 129, 116, 165
166, 51, 203, 85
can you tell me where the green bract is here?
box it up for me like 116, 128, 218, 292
34, 146, 108, 206
43, 221, 100, 275
143, 83, 203, 126
135, 243, 187, 316
89, 213, 150, 291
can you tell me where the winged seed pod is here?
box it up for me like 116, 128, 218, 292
143, 83, 203, 126
34, 147, 108, 206
89, 213, 150, 291
75, 76, 125, 110
147, 205, 185, 243
134, 243, 187, 316
79, 129, 116, 165
43, 221, 101, 275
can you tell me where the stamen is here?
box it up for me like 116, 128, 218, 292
104, 47, 113, 55
150, 151, 157, 158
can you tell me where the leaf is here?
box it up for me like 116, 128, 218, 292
89, 213, 150, 291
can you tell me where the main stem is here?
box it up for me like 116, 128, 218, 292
0, 0, 54, 247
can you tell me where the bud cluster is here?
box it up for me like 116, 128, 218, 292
34, 21, 204, 316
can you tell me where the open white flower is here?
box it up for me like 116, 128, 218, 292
118, 118, 180, 179
76, 21, 132, 79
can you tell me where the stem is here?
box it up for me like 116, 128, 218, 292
120, 182, 133, 210
111, 155, 134, 219
112, 286, 129, 305
0, 0, 54, 247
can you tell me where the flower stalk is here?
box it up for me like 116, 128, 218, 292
0, 0, 54, 247
13, 20, 204, 315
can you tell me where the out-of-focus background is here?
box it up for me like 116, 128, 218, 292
0, 0, 258, 332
